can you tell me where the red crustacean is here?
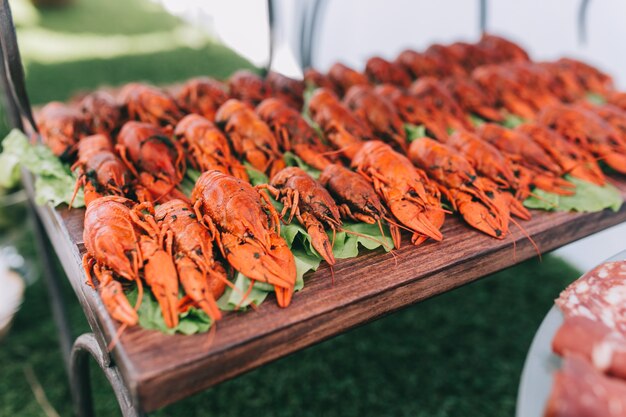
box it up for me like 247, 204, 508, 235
215, 99, 285, 177
174, 114, 248, 181
327, 62, 369, 96
118, 83, 183, 127
375, 84, 449, 142
37, 102, 88, 159
319, 163, 399, 247
260, 167, 342, 266
424, 44, 468, 76
116, 121, 189, 202
154, 199, 228, 321
538, 104, 626, 174
352, 140, 445, 245
472, 65, 538, 120
395, 49, 462, 79
82, 196, 142, 326
71, 134, 133, 206
308, 88, 373, 160
365, 56, 412, 87
176, 77, 228, 121
343, 85, 408, 151
84, 195, 180, 328
79, 91, 122, 135
445, 130, 531, 220
266, 71, 305, 110
476, 34, 530, 64
446, 42, 491, 72
228, 70, 272, 107
408, 137, 511, 239
303, 68, 338, 92
408, 76, 473, 131
477, 123, 576, 195
442, 76, 504, 122
517, 123, 606, 186
554, 58, 614, 96
256, 97, 337, 170
192, 170, 296, 307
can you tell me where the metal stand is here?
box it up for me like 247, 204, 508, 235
70, 334, 146, 417
27, 198, 146, 417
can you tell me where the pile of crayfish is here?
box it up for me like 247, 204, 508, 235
35, 33, 626, 332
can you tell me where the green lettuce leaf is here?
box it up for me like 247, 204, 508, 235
586, 93, 607, 105
469, 114, 487, 127
244, 163, 269, 186
501, 114, 525, 129
0, 129, 84, 206
283, 151, 321, 179
126, 285, 212, 335
524, 175, 623, 212
404, 123, 427, 142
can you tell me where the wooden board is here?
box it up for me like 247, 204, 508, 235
33, 175, 626, 412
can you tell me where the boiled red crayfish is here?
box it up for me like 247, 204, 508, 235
308, 88, 373, 160
408, 137, 511, 239
259, 167, 342, 266
192, 171, 296, 307
327, 62, 369, 96
256, 97, 337, 170
365, 56, 412, 88
319, 163, 399, 247
408, 76, 473, 132
538, 104, 626, 174
266, 71, 305, 110
176, 77, 228, 121
517, 123, 606, 186
445, 130, 531, 220
118, 83, 183, 127
477, 123, 576, 195
153, 199, 227, 321
228, 70, 272, 107
37, 102, 88, 159
79, 91, 122, 135
83, 196, 177, 328
175, 114, 248, 181
374, 84, 449, 142
116, 121, 189, 202
352, 140, 445, 245
215, 99, 285, 177
343, 85, 408, 152
71, 134, 133, 206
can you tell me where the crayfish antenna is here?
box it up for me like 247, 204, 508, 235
234, 278, 256, 311
204, 322, 217, 350
527, 191, 559, 209
107, 323, 127, 352
510, 217, 542, 261
339, 228, 394, 253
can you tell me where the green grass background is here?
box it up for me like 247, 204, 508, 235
0, 0, 582, 415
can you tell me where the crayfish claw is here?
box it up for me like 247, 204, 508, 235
100, 279, 139, 326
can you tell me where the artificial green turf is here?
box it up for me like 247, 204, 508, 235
0, 0, 583, 415
0, 253, 580, 417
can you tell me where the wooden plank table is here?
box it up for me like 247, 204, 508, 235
33, 175, 626, 414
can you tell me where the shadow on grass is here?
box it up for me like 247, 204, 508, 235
24, 44, 256, 104
0, 254, 580, 417
32, 0, 181, 36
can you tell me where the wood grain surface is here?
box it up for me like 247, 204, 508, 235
33, 176, 626, 412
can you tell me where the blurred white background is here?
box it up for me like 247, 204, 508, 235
158, 0, 626, 270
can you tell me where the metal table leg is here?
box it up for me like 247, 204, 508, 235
28, 200, 74, 372
28, 203, 146, 416
70, 333, 146, 417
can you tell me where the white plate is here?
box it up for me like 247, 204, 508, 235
516, 249, 626, 417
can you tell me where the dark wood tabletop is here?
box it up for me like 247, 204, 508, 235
34, 176, 626, 412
